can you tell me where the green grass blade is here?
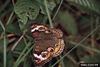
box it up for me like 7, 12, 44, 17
14, 42, 31, 67
0, 20, 6, 67
44, 0, 53, 28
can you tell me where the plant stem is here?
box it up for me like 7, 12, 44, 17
14, 43, 33, 67
70, 41, 100, 54
11, 34, 24, 51
44, 0, 53, 28
90, 16, 95, 55
14, 42, 31, 67
0, 20, 6, 67
52, 0, 63, 20
6, 11, 14, 25
0, 20, 5, 31
3, 31, 6, 67
67, 55, 78, 66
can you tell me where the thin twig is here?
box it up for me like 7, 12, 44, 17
0, 20, 5, 31
67, 55, 79, 66
12, 0, 15, 6
70, 41, 100, 53
11, 34, 24, 51
0, 20, 6, 67
59, 55, 65, 67
6, 11, 14, 25
90, 17, 95, 55
52, 0, 63, 20
14, 42, 31, 65
3, 32, 6, 67
44, 0, 53, 28
14, 43, 33, 67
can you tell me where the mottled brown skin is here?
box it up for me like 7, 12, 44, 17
31, 24, 65, 66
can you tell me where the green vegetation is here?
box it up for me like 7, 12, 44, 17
0, 0, 100, 67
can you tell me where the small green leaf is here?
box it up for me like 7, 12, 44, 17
36, 0, 56, 14
14, 0, 39, 29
